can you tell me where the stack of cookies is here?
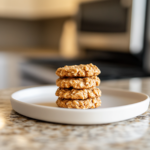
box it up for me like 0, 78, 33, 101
55, 63, 101, 109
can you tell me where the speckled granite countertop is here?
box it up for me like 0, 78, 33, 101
0, 78, 150, 150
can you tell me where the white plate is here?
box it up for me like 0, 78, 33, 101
10, 85, 149, 124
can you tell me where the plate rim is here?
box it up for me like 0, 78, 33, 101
11, 85, 149, 112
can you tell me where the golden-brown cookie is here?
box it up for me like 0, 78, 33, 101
56, 76, 100, 89
56, 97, 101, 109
56, 87, 101, 100
56, 63, 100, 77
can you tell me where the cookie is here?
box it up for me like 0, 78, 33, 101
56, 97, 101, 109
56, 63, 100, 77
56, 76, 100, 89
56, 87, 101, 100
